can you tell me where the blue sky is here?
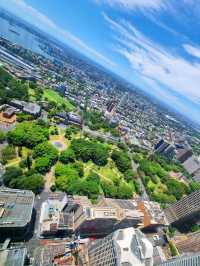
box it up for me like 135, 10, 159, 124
0, 0, 200, 124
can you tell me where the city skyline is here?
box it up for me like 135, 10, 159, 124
0, 0, 200, 125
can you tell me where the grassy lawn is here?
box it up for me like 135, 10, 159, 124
83, 159, 123, 183
28, 88, 36, 101
43, 89, 75, 111
6, 157, 21, 167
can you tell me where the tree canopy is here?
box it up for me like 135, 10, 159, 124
111, 150, 131, 173
71, 138, 109, 166
7, 122, 49, 148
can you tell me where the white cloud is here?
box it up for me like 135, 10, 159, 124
0, 0, 115, 68
104, 14, 200, 106
96, 0, 164, 10
184, 44, 200, 59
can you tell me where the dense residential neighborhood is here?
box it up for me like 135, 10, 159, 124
0, 6, 200, 266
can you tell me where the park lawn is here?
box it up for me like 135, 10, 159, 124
6, 157, 21, 167
21, 147, 30, 158
83, 159, 123, 183
43, 89, 75, 111
28, 88, 36, 101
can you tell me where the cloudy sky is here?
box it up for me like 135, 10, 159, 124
0, 0, 200, 124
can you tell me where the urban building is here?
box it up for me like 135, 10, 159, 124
106, 100, 116, 113
67, 112, 82, 127
71, 196, 144, 237
164, 189, 200, 226
176, 143, 193, 163
87, 227, 153, 266
36, 242, 74, 266
0, 187, 34, 240
136, 200, 169, 231
98, 197, 168, 231
63, 196, 168, 237
10, 99, 41, 117
154, 139, 175, 159
173, 231, 200, 254
158, 253, 200, 266
0, 105, 16, 124
183, 156, 200, 175
0, 247, 27, 266
39, 192, 73, 237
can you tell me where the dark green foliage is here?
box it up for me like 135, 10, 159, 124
110, 128, 120, 138
132, 153, 143, 163
111, 150, 131, 173
26, 154, 32, 170
35, 157, 51, 174
60, 148, 75, 164
7, 122, 49, 148
151, 192, 176, 204
71, 161, 84, 177
117, 142, 127, 151
3, 166, 23, 186
139, 159, 168, 179
65, 126, 79, 139
68, 172, 101, 199
133, 179, 141, 194
169, 241, 179, 257
19, 159, 27, 169
0, 131, 6, 143
17, 113, 34, 122
118, 182, 133, 199
83, 111, 110, 131
0, 67, 29, 103
124, 169, 137, 181
50, 184, 56, 192
71, 138, 109, 166
9, 173, 44, 194
33, 142, 58, 174
189, 181, 200, 192
101, 179, 117, 198
33, 141, 58, 162
1, 145, 16, 164
168, 226, 176, 238
55, 164, 79, 191
166, 179, 189, 200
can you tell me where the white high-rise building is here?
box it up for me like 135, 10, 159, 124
87, 227, 153, 266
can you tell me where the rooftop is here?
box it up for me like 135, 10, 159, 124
0, 247, 27, 266
113, 228, 153, 266
0, 187, 34, 228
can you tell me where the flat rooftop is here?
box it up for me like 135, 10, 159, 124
0, 247, 27, 266
0, 187, 34, 228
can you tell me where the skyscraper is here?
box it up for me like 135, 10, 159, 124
164, 189, 200, 226
158, 253, 200, 266
87, 227, 153, 266
154, 139, 175, 159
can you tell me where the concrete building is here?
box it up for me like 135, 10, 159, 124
0, 247, 27, 266
98, 197, 168, 231
0, 105, 16, 124
10, 99, 41, 117
0, 187, 34, 241
176, 144, 193, 163
39, 192, 73, 237
173, 231, 200, 254
67, 112, 82, 127
63, 196, 168, 237
158, 253, 200, 266
87, 227, 153, 266
154, 139, 175, 159
164, 189, 200, 226
71, 196, 144, 237
183, 156, 200, 175
37, 242, 74, 266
